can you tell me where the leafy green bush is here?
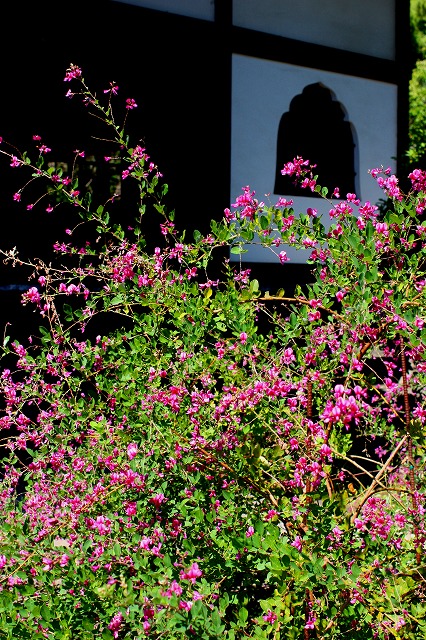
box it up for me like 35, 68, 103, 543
0, 65, 425, 639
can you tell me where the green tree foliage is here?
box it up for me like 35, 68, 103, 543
408, 1, 426, 164
411, 0, 426, 57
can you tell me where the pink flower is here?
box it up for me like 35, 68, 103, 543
64, 64, 82, 82
291, 536, 302, 551
125, 98, 137, 110
22, 287, 40, 305
180, 562, 202, 583
108, 612, 123, 639
281, 156, 310, 178
375, 222, 389, 237
265, 509, 278, 521
125, 502, 137, 516
167, 580, 183, 596
374, 446, 387, 459
104, 82, 119, 95
59, 554, 69, 567
72, 457, 85, 471
87, 515, 112, 536
282, 347, 295, 364
149, 493, 165, 508
246, 526, 255, 537
127, 442, 138, 460
263, 610, 277, 624
279, 251, 289, 264
308, 310, 321, 322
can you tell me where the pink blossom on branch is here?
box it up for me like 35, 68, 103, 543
127, 442, 138, 460
125, 98, 137, 110
64, 64, 82, 81
180, 562, 202, 583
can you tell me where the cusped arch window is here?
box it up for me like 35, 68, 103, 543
274, 83, 358, 198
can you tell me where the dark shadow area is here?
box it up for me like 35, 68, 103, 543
274, 83, 357, 198
0, 0, 231, 338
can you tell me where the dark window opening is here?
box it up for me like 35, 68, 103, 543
274, 83, 357, 198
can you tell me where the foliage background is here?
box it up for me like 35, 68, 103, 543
408, 0, 426, 166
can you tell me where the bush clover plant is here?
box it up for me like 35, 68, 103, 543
0, 64, 424, 638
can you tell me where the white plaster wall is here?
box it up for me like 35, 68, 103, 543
231, 55, 398, 263
233, 0, 396, 60
112, 0, 215, 21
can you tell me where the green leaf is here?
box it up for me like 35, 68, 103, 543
238, 607, 248, 624
365, 266, 379, 283
82, 619, 94, 631
193, 508, 204, 523
259, 215, 269, 230
41, 605, 51, 621
348, 235, 360, 251
219, 592, 229, 613
63, 303, 73, 321
350, 564, 361, 580
231, 246, 243, 254
250, 279, 260, 292
211, 608, 223, 631
240, 229, 254, 242
365, 220, 374, 240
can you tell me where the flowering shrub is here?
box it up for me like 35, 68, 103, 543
0, 64, 425, 638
